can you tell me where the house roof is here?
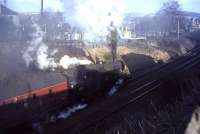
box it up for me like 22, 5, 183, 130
184, 11, 200, 18
0, 4, 17, 15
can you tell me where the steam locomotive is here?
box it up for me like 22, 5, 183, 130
63, 60, 126, 98
0, 60, 127, 131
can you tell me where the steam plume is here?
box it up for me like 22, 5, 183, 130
22, 23, 58, 70
59, 55, 92, 69
63, 0, 126, 42
36, 44, 58, 70
22, 23, 92, 70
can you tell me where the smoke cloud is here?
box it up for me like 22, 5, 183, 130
22, 23, 92, 70
22, 23, 58, 70
22, 23, 43, 67
8, 0, 126, 41
59, 55, 92, 69
36, 44, 58, 70
62, 0, 126, 42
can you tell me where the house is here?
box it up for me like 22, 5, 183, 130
192, 17, 200, 30
120, 26, 135, 39
0, 4, 18, 19
0, 4, 20, 41
0, 4, 19, 25
184, 12, 200, 31
0, 4, 17, 16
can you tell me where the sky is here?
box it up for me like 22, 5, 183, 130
1, 0, 200, 14
126, 0, 200, 14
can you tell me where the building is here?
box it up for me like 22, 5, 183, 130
0, 3, 18, 23
184, 12, 200, 32
0, 4, 20, 41
120, 26, 136, 39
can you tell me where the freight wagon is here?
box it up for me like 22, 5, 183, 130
0, 60, 127, 131
0, 81, 68, 106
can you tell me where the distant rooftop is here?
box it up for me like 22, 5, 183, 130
184, 11, 200, 17
0, 4, 17, 15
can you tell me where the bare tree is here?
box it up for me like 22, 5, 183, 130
156, 0, 185, 37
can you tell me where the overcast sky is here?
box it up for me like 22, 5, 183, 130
125, 0, 200, 13
2, 0, 200, 14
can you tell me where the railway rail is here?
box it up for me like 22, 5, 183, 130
124, 45, 200, 88
2, 45, 200, 134
0, 62, 123, 132
41, 45, 200, 134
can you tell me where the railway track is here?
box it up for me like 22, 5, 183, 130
0, 97, 71, 132
124, 46, 200, 88
42, 45, 200, 134
3, 45, 200, 134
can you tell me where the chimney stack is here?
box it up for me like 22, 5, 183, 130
41, 0, 43, 16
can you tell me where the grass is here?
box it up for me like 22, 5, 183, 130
103, 89, 200, 134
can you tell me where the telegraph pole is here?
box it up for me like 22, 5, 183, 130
176, 15, 180, 40
0, 3, 1, 15
41, 0, 44, 16
177, 18, 180, 40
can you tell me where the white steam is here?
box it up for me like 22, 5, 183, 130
65, 0, 126, 42
57, 103, 88, 119
22, 24, 92, 70
22, 24, 58, 70
22, 24, 44, 67
44, 0, 64, 12
36, 44, 58, 70
10, 0, 126, 42
59, 55, 92, 69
